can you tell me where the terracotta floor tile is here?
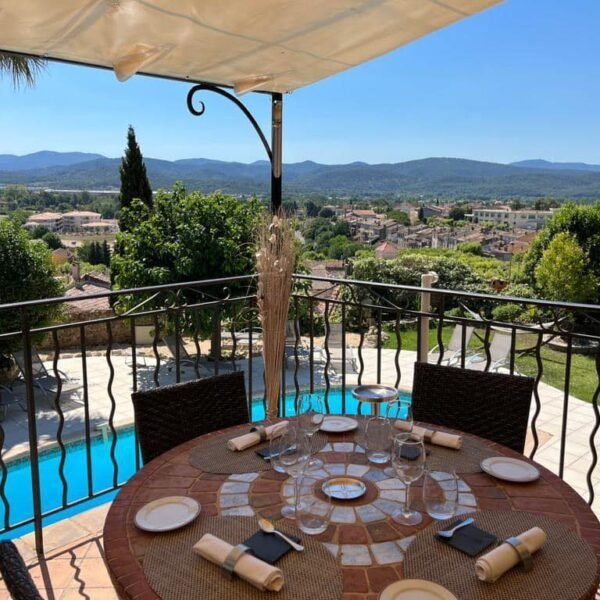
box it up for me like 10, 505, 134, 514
29, 558, 78, 590
60, 588, 119, 600
74, 557, 114, 588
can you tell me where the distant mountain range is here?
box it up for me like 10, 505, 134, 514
510, 159, 600, 173
0, 151, 599, 198
0, 151, 105, 171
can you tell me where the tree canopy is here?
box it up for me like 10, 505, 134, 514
112, 185, 262, 294
448, 206, 468, 221
345, 253, 488, 321
534, 232, 598, 303
0, 220, 63, 360
79, 240, 111, 266
386, 209, 411, 225
302, 216, 363, 259
456, 241, 483, 256
318, 207, 335, 218
523, 203, 600, 300
305, 200, 321, 218
41, 231, 64, 250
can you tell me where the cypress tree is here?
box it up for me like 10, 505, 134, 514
119, 125, 152, 215
90, 242, 100, 265
102, 240, 111, 266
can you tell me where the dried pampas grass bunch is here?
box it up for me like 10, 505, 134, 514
256, 214, 297, 419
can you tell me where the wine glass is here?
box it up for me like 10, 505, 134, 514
365, 416, 392, 464
423, 468, 458, 520
295, 473, 332, 535
297, 394, 325, 469
384, 399, 413, 477
391, 433, 425, 525
278, 428, 310, 519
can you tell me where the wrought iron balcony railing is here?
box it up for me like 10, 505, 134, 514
0, 273, 598, 554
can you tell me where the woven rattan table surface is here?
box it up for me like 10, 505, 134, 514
189, 426, 329, 474
104, 417, 600, 600
143, 516, 343, 600
404, 510, 598, 600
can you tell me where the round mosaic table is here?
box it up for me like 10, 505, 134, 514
104, 418, 600, 600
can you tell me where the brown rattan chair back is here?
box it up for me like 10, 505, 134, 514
411, 362, 535, 453
0, 540, 43, 600
131, 371, 249, 464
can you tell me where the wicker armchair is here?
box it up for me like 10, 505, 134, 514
131, 371, 249, 464
0, 541, 43, 600
411, 362, 535, 453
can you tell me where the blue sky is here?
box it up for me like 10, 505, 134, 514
0, 0, 599, 165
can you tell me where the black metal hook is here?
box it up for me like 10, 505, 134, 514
186, 83, 273, 163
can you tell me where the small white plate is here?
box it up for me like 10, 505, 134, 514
480, 457, 540, 482
320, 416, 358, 433
380, 580, 457, 600
135, 496, 200, 532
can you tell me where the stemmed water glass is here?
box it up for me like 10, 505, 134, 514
391, 432, 425, 525
383, 399, 413, 477
297, 394, 325, 469
273, 427, 310, 519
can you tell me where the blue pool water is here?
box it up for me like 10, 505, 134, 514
0, 388, 410, 539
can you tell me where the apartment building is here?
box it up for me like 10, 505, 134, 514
81, 219, 119, 234
24, 211, 63, 232
468, 208, 552, 230
62, 210, 102, 232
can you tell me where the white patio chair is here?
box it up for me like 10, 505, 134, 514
12, 350, 82, 408
323, 323, 359, 374
429, 323, 475, 366
465, 331, 513, 372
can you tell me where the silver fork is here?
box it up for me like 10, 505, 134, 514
437, 517, 475, 538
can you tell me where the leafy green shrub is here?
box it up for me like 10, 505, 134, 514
457, 241, 483, 256
0, 220, 64, 365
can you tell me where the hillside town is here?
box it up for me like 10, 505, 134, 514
12, 196, 551, 260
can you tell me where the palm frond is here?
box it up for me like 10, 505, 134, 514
0, 52, 46, 88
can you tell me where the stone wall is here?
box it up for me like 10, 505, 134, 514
37, 311, 132, 350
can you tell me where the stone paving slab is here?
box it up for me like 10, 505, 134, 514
0, 502, 117, 599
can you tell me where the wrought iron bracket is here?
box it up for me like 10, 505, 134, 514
186, 83, 283, 212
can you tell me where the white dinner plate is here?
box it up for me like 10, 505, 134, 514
480, 457, 540, 482
380, 580, 457, 600
135, 496, 200, 532
320, 416, 358, 433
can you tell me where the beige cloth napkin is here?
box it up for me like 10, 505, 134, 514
227, 421, 289, 451
475, 527, 547, 582
193, 533, 284, 592
394, 421, 463, 450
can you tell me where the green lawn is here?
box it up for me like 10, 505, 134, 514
383, 325, 597, 403
383, 325, 454, 353
516, 341, 597, 404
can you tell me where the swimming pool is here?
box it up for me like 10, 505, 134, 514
0, 388, 410, 539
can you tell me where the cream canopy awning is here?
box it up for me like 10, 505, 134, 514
0, 0, 502, 92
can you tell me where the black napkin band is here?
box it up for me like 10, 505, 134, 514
251, 425, 268, 441
504, 536, 533, 572
223, 544, 250, 578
